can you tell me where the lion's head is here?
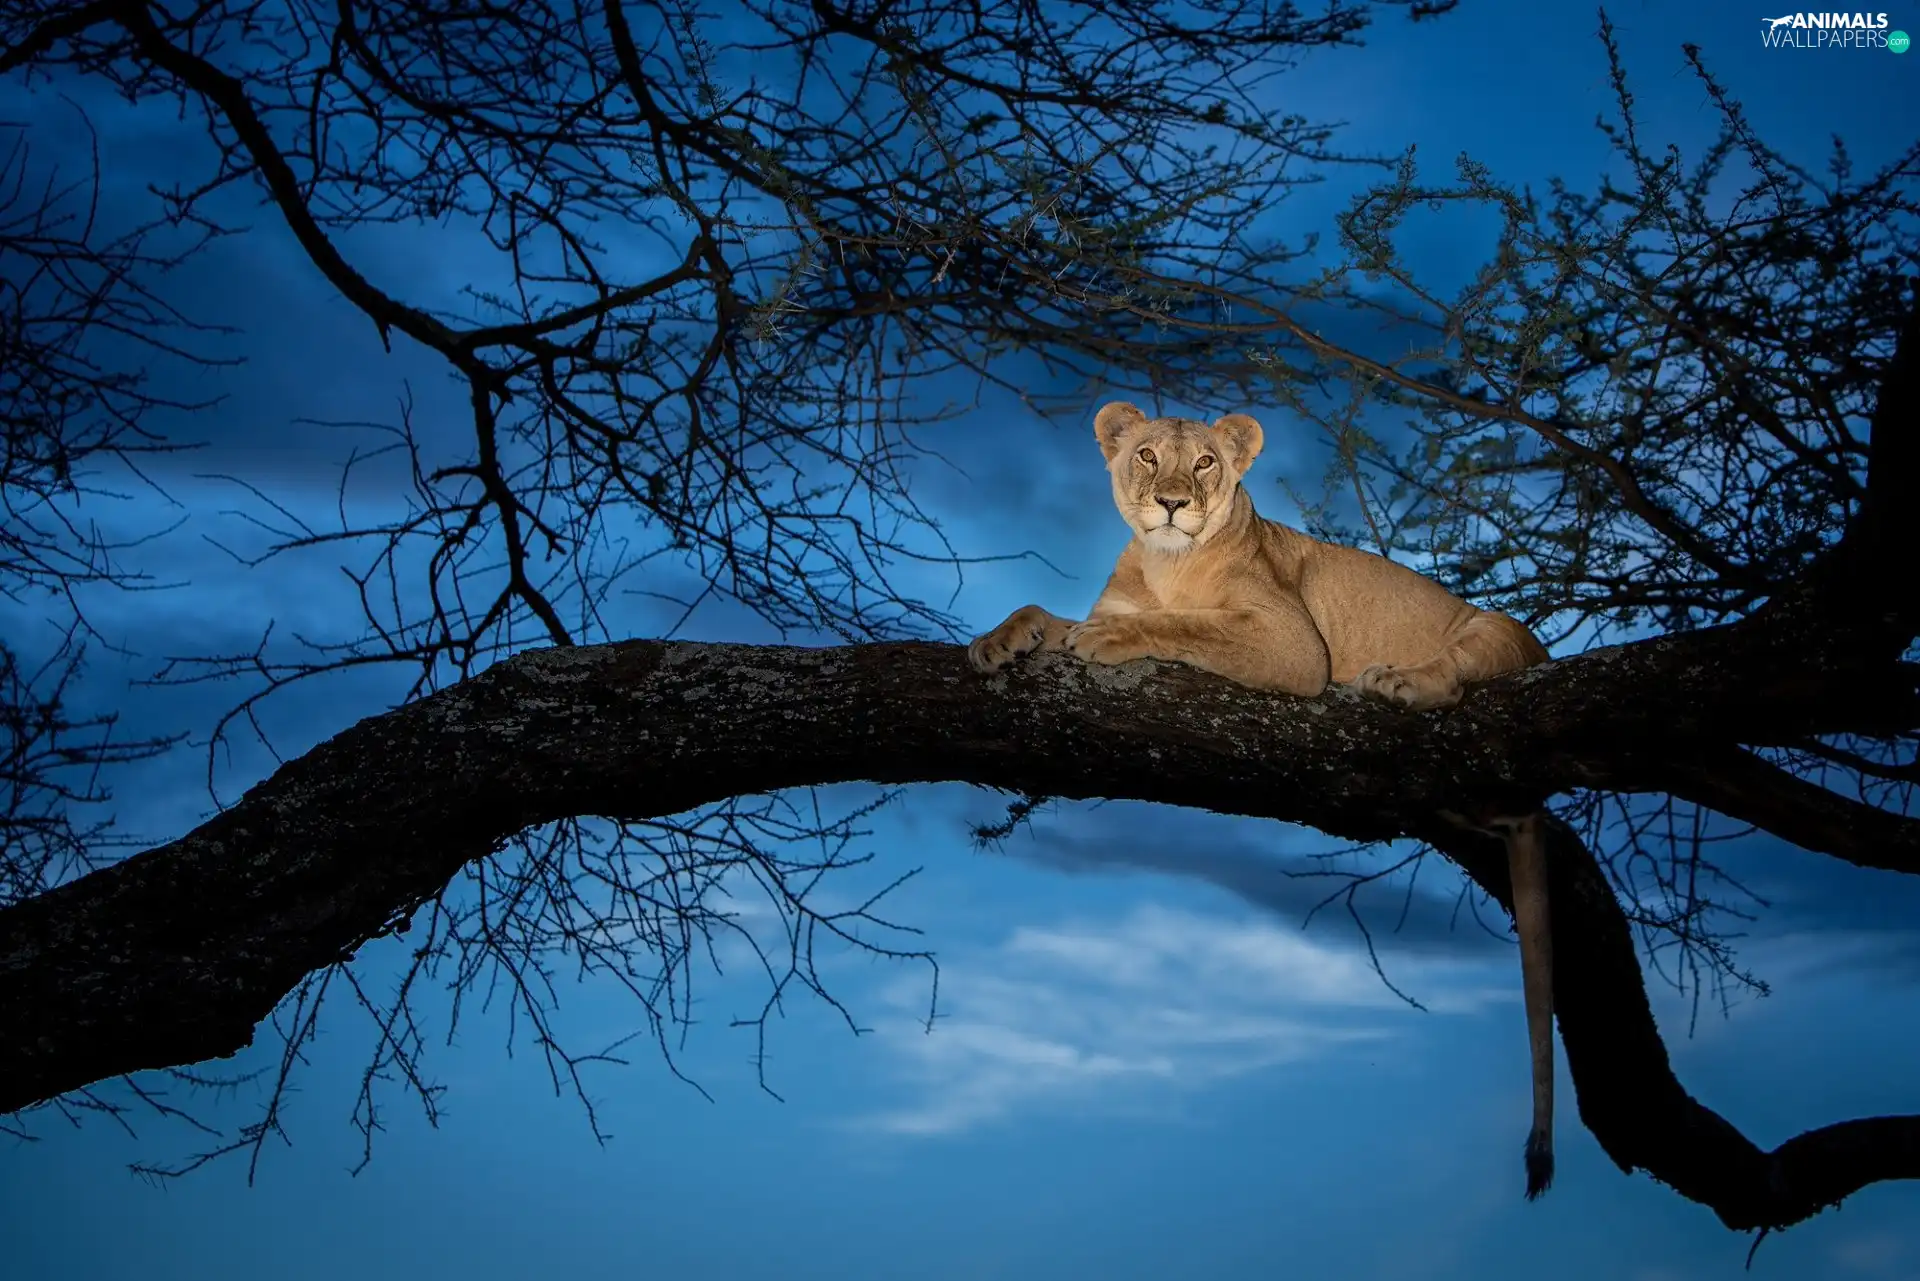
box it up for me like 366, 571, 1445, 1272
1092, 402, 1264, 552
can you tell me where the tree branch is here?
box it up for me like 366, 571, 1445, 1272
1774, 283, 1920, 653
1658, 747, 1920, 876
110, 1, 475, 370
0, 1, 117, 77
1, 629, 1915, 1229
1845, 285, 1920, 590
1422, 817, 1920, 1233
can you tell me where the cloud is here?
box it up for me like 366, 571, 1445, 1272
1001, 798, 1920, 988
997, 800, 1511, 959
856, 901, 1512, 1136
1830, 1229, 1913, 1277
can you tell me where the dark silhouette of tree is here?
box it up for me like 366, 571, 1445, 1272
0, 113, 213, 909
1, 0, 1916, 1242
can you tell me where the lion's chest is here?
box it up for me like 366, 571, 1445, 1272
1137, 554, 1231, 610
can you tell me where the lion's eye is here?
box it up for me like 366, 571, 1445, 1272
1195, 455, 1215, 471
1136, 447, 1157, 466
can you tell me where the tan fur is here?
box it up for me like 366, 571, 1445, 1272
1501, 813, 1556, 1200
968, 401, 1558, 1197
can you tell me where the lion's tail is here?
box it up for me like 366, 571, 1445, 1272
1508, 812, 1556, 1200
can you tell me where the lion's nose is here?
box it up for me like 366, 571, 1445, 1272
1156, 496, 1190, 519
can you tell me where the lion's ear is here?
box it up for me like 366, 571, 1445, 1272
1210, 413, 1264, 475
1093, 402, 1147, 461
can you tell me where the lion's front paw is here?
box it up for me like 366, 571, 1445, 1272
1064, 617, 1150, 667
968, 607, 1053, 674
1352, 664, 1416, 708
1352, 664, 1459, 712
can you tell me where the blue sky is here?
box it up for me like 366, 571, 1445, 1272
4, 1, 1919, 1278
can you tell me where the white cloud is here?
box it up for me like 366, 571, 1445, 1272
1832, 1229, 1912, 1276
857, 902, 1515, 1136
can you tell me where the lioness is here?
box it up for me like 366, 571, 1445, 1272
968, 401, 1558, 1198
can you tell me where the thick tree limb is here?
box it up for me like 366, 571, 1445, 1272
1, 630, 1916, 1233
1842, 287, 1920, 597
1773, 286, 1920, 654
1660, 747, 1920, 876
1422, 817, 1920, 1233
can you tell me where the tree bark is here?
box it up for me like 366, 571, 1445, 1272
1, 628, 1916, 1230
